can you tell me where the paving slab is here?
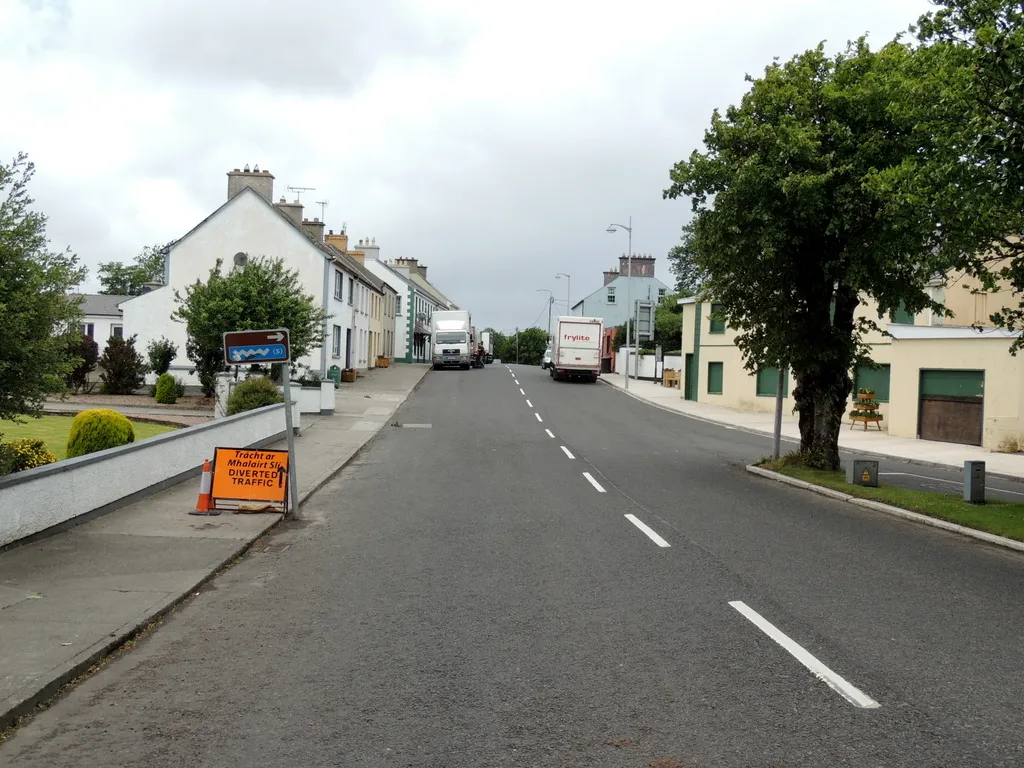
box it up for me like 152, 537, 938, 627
0, 363, 430, 728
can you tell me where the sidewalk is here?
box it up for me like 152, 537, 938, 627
0, 364, 430, 728
603, 374, 1024, 481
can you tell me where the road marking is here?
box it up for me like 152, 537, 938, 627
624, 514, 670, 547
535, 413, 543, 422
520, 388, 525, 395
515, 380, 520, 385
880, 472, 1024, 497
560, 446, 575, 459
728, 601, 880, 709
545, 429, 555, 439
526, 399, 533, 407
582, 472, 605, 492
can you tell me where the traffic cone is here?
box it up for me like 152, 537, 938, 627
189, 459, 220, 516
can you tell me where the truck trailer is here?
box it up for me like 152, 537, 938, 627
549, 316, 603, 383
480, 331, 494, 364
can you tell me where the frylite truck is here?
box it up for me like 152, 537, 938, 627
549, 316, 603, 383
480, 331, 494, 364
431, 310, 474, 370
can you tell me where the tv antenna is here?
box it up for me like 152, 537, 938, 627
287, 185, 315, 202
314, 199, 329, 219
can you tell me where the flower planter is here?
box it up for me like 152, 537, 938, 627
341, 369, 357, 383
376, 356, 391, 368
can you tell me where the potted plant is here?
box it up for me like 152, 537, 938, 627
341, 368, 357, 383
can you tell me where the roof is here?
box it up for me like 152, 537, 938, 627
574, 273, 670, 307
407, 270, 454, 308
71, 293, 132, 316
324, 244, 384, 293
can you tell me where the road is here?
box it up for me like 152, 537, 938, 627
4, 363, 1024, 766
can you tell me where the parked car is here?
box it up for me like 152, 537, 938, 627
541, 347, 552, 369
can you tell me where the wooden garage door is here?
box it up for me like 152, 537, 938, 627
918, 370, 984, 446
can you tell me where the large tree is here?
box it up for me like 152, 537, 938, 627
664, 40, 953, 469
0, 153, 86, 423
915, 1, 1024, 344
172, 256, 329, 396
97, 242, 168, 295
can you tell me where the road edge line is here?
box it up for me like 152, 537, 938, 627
745, 464, 1024, 555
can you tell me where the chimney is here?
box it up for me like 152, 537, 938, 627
416, 264, 428, 280
275, 196, 303, 226
619, 253, 656, 277
302, 217, 325, 243
325, 230, 349, 252
227, 166, 274, 202
360, 236, 381, 262
603, 269, 619, 286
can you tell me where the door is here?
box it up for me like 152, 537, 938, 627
918, 369, 984, 446
684, 354, 696, 401
345, 329, 352, 369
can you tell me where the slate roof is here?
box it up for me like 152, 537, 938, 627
71, 294, 132, 316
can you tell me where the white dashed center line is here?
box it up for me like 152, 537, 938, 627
544, 429, 555, 439
535, 413, 543, 422
582, 472, 605, 492
624, 514, 670, 547
560, 446, 575, 459
728, 601, 881, 709
526, 399, 533, 407
520, 388, 525, 395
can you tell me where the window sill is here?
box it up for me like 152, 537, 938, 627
707, 391, 723, 396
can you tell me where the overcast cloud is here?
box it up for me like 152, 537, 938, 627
1, 0, 934, 332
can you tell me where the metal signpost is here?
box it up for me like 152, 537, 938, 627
223, 328, 299, 519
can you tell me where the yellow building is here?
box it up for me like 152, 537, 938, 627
678, 270, 1023, 450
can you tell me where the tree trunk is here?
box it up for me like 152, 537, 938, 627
792, 374, 815, 453
806, 377, 851, 470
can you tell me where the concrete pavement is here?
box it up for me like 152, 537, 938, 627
0, 363, 429, 731
4, 362, 1024, 765
603, 371, 1024, 480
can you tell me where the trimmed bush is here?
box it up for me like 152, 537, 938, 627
99, 335, 148, 395
0, 438, 57, 475
154, 373, 178, 404
66, 409, 136, 459
226, 376, 284, 416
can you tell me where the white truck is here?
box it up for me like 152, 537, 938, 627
431, 310, 474, 370
480, 331, 494, 364
549, 316, 603, 383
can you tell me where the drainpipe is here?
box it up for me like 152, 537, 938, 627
321, 258, 330, 377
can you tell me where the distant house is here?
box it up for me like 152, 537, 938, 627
571, 254, 671, 328
385, 257, 455, 363
70, 294, 131, 344
335, 235, 408, 364
119, 166, 382, 383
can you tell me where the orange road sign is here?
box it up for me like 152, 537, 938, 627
211, 447, 289, 505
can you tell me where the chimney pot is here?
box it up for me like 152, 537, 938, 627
243, 163, 250, 172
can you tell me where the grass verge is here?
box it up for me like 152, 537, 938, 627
756, 455, 1024, 543
0, 415, 176, 460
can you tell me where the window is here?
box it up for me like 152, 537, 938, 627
658, 288, 667, 299
756, 367, 789, 397
334, 270, 344, 300
111, 325, 124, 339
396, 295, 402, 315
707, 361, 724, 395
79, 323, 94, 339
348, 278, 354, 305
853, 363, 891, 402
709, 303, 726, 334
332, 325, 341, 358
607, 287, 616, 304
891, 301, 914, 325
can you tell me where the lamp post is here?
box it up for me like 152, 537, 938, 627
555, 273, 571, 317
537, 289, 554, 341
606, 217, 632, 389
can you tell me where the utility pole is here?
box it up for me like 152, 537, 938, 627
606, 217, 633, 389
547, 296, 554, 341
516, 327, 520, 363
773, 364, 786, 459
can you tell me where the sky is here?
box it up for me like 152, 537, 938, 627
1, 0, 936, 333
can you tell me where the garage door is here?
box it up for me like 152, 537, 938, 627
918, 369, 984, 446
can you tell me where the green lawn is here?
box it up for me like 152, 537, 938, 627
758, 459, 1024, 542
1, 415, 177, 461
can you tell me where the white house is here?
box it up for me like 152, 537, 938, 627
71, 294, 130, 344
120, 166, 377, 384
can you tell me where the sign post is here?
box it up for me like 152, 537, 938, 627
223, 328, 299, 519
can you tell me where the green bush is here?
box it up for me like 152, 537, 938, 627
66, 409, 136, 459
146, 336, 178, 376
99, 335, 148, 394
226, 376, 284, 416
174, 376, 187, 398
0, 437, 57, 475
154, 373, 178, 404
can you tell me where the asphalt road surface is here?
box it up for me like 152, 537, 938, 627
5, 363, 1024, 767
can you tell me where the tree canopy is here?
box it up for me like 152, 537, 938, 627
664, 39, 954, 468
97, 243, 168, 296
0, 153, 86, 423
172, 256, 329, 396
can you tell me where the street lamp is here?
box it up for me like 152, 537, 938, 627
537, 288, 554, 340
555, 273, 571, 317
606, 216, 633, 389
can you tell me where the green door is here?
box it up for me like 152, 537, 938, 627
918, 369, 984, 446
684, 354, 696, 401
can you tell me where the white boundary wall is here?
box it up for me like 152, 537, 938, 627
0, 403, 287, 549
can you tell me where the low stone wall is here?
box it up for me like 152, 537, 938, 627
0, 403, 287, 550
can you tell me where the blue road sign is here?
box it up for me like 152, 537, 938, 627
223, 329, 291, 365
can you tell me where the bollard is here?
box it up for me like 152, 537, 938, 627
846, 458, 879, 487
964, 460, 986, 504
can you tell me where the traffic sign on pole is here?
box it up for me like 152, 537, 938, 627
223, 328, 291, 366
